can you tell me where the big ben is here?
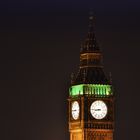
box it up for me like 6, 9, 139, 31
68, 16, 114, 140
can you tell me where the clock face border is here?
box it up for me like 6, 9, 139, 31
71, 101, 80, 121
90, 100, 108, 120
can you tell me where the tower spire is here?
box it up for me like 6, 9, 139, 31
72, 15, 109, 85
81, 14, 100, 54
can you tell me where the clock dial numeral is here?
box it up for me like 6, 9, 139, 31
90, 100, 107, 119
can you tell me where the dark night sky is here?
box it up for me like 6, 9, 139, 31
1, 0, 140, 140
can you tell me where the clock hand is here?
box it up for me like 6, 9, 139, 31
96, 109, 101, 111
92, 109, 101, 111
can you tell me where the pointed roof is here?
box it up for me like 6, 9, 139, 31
71, 15, 110, 85
80, 15, 100, 53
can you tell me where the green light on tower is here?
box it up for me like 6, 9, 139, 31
69, 84, 112, 97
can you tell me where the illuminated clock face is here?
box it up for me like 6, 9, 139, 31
71, 101, 80, 120
90, 100, 107, 119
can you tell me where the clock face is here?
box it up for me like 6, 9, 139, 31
71, 101, 80, 120
90, 100, 107, 120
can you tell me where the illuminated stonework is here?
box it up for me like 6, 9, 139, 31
69, 84, 112, 97
68, 15, 115, 140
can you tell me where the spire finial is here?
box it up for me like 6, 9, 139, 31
80, 11, 100, 54
89, 10, 94, 19
89, 10, 94, 27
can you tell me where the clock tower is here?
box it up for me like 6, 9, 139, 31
68, 16, 114, 140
